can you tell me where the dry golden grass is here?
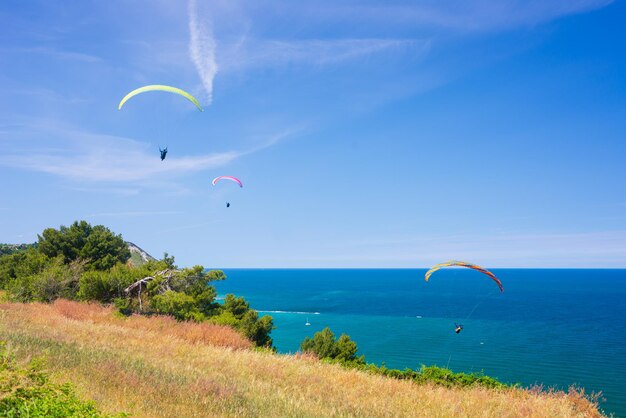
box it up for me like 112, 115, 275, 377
50, 299, 253, 350
0, 300, 604, 417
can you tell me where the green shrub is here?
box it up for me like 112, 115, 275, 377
112, 297, 133, 316
78, 263, 142, 303
301, 327, 364, 364
0, 249, 51, 290
239, 310, 274, 348
7, 258, 84, 303
300, 328, 508, 389
150, 290, 205, 321
0, 343, 123, 417
221, 294, 250, 320
416, 365, 506, 389
209, 300, 275, 347
209, 311, 240, 327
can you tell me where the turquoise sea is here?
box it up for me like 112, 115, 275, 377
215, 269, 626, 416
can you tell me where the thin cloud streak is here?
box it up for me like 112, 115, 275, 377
2, 88, 91, 105
63, 186, 141, 196
247, 0, 613, 32
0, 46, 102, 63
188, 0, 218, 104
87, 211, 184, 218
155, 220, 223, 234
220, 38, 429, 72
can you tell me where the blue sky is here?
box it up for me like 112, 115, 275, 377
1, 0, 625, 268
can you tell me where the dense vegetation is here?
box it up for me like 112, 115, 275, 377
0, 243, 37, 257
0, 221, 273, 347
0, 343, 121, 417
301, 327, 507, 389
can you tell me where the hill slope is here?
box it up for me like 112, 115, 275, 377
126, 241, 156, 266
0, 300, 602, 417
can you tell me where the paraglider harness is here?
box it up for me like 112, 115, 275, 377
454, 323, 463, 334
159, 147, 168, 161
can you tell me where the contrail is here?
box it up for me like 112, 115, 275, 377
188, 0, 218, 104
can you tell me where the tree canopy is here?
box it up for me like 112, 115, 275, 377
38, 221, 130, 270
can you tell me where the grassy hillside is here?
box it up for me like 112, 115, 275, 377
0, 299, 602, 417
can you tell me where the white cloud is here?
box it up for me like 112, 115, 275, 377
1, 141, 239, 182
0, 120, 299, 184
0, 121, 238, 182
188, 0, 218, 104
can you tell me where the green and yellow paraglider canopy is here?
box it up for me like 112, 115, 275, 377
118, 85, 203, 111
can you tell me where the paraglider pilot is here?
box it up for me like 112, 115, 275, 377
159, 147, 168, 161
226, 202, 230, 208
454, 323, 463, 334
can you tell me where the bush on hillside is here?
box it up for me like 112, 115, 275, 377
301, 327, 364, 364
144, 265, 220, 319
239, 310, 274, 348
221, 294, 250, 319
7, 258, 85, 303
210, 295, 274, 347
79, 264, 135, 303
416, 365, 506, 389
150, 291, 204, 321
0, 249, 51, 290
0, 342, 122, 417
300, 328, 508, 390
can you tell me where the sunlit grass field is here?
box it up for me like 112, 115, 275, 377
0, 298, 603, 417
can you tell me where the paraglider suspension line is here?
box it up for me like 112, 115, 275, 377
464, 288, 498, 321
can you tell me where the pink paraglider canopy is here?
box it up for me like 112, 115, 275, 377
212, 176, 243, 188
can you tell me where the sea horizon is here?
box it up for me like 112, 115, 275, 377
210, 267, 626, 270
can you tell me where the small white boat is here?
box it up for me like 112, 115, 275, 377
305, 317, 311, 326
